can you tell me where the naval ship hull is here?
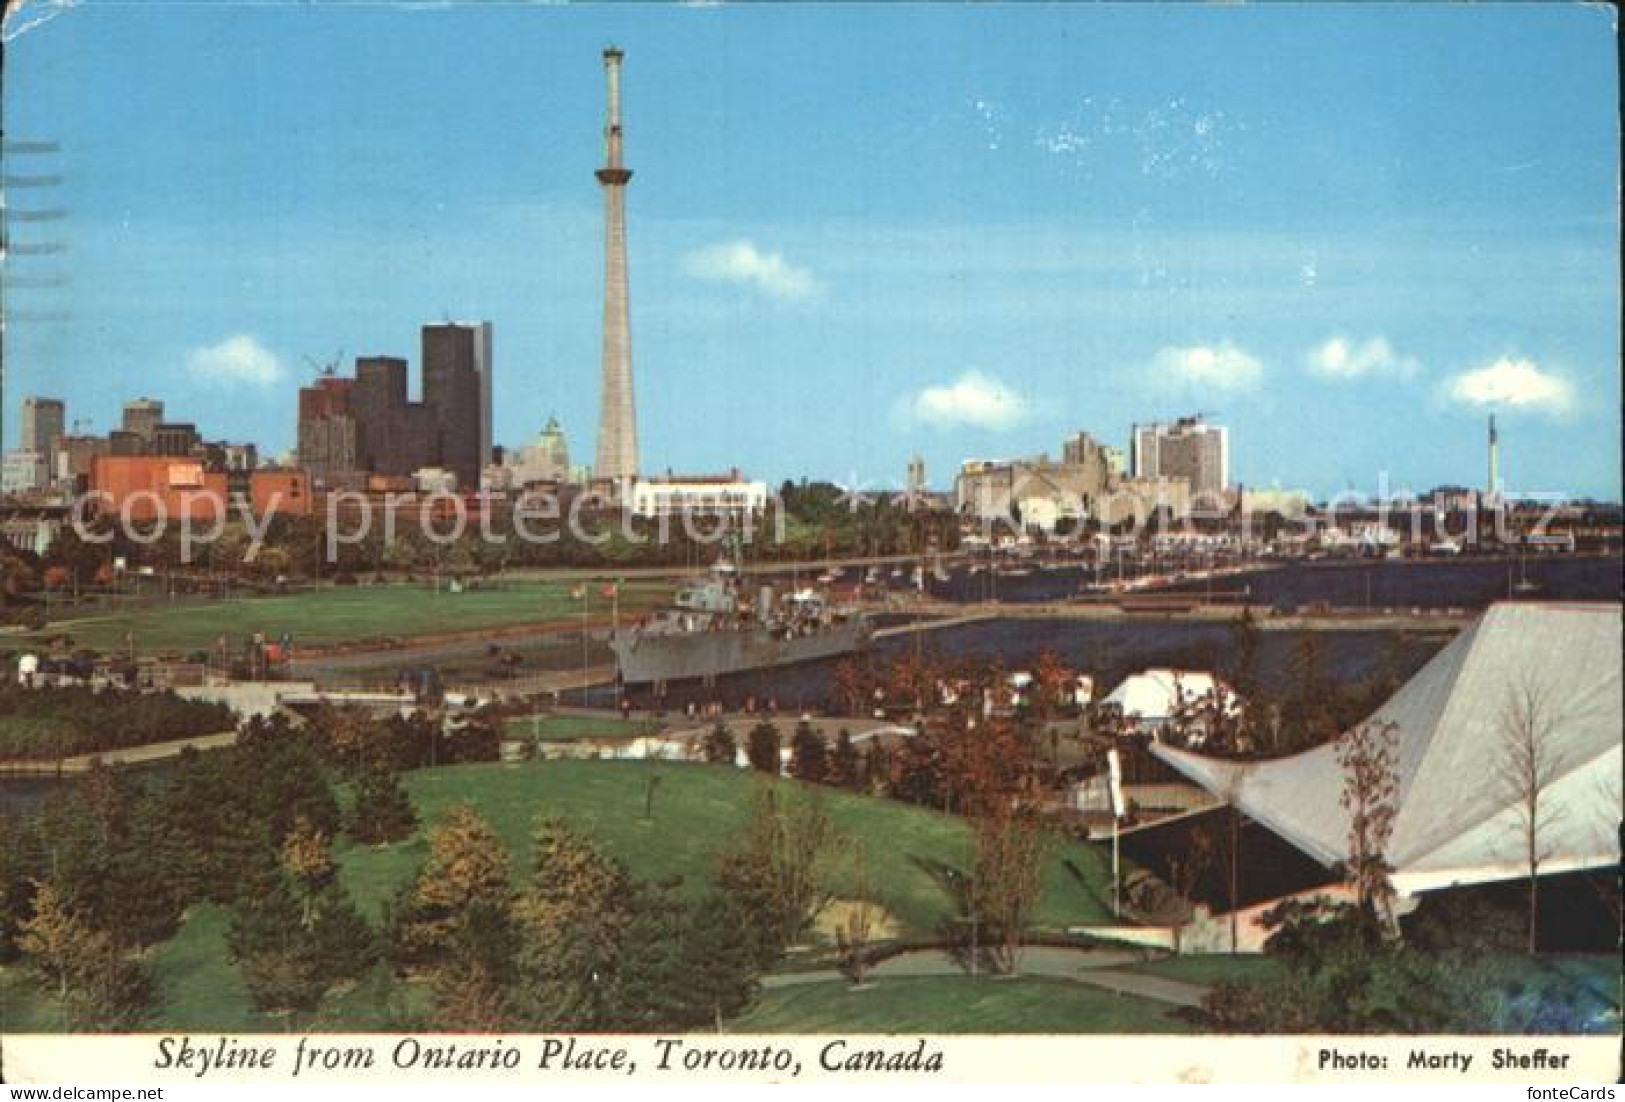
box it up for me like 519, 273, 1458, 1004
611, 619, 872, 685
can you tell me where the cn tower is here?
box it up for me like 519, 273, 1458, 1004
593, 46, 639, 482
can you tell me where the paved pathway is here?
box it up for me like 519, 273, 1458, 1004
762, 945, 1210, 1009
0, 730, 238, 776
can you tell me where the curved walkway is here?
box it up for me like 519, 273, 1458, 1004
764, 945, 1210, 1009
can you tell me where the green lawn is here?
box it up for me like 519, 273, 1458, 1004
18, 579, 669, 654
4, 760, 1119, 1033
733, 976, 1191, 1034
502, 712, 654, 742
338, 759, 1118, 935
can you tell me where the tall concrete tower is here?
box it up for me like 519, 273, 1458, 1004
1487, 413, 1499, 499
594, 46, 639, 481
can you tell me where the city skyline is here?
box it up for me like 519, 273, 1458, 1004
2, 4, 1618, 499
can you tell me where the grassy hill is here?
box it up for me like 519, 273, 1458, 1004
3, 759, 1118, 1032
339, 759, 1118, 935
16, 579, 668, 654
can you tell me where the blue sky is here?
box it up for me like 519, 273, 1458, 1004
3, 2, 1619, 499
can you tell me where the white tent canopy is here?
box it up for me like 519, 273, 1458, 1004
1103, 668, 1235, 725
1153, 602, 1623, 896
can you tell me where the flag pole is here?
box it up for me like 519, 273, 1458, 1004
1108, 747, 1124, 919
580, 584, 590, 702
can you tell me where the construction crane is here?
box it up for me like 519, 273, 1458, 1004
303, 349, 344, 377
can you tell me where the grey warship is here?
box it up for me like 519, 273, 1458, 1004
610, 562, 872, 685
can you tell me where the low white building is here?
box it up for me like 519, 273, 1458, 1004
629, 473, 767, 519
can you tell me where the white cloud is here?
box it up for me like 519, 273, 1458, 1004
1306, 335, 1418, 380
683, 240, 821, 300
899, 371, 1030, 431
186, 334, 284, 387
1446, 357, 1573, 413
1149, 342, 1262, 392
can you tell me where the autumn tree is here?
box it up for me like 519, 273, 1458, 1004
1498, 674, 1564, 954
1031, 648, 1074, 724
833, 658, 872, 716
1336, 720, 1400, 927
392, 805, 512, 969
309, 705, 392, 774
835, 840, 880, 986
19, 880, 152, 1030
511, 818, 633, 1029
966, 810, 1048, 975
828, 729, 860, 790
716, 783, 836, 968
281, 815, 337, 929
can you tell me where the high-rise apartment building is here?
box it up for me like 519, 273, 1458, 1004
1131, 416, 1229, 496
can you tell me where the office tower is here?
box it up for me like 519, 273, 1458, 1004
594, 47, 639, 481
466, 320, 493, 468
121, 397, 165, 440
422, 323, 484, 489
149, 422, 201, 457
352, 355, 424, 476
297, 374, 359, 486
20, 396, 64, 454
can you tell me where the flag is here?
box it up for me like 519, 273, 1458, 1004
600, 583, 618, 598
570, 585, 586, 600
1106, 748, 1125, 820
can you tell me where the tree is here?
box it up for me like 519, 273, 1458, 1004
828, 729, 860, 790
746, 721, 782, 774
308, 705, 390, 774
681, 890, 760, 1031
701, 721, 736, 766
228, 877, 375, 1020
347, 763, 419, 844
511, 818, 632, 1029
1031, 648, 1074, 724
788, 722, 828, 784
393, 805, 511, 969
1498, 674, 1563, 954
1283, 634, 1338, 752
833, 659, 869, 716
281, 816, 336, 929
835, 841, 879, 986
966, 810, 1047, 975
716, 783, 835, 968
431, 897, 517, 1031
19, 880, 152, 1030
1166, 826, 1217, 953
1336, 721, 1399, 927
1199, 897, 1501, 1034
